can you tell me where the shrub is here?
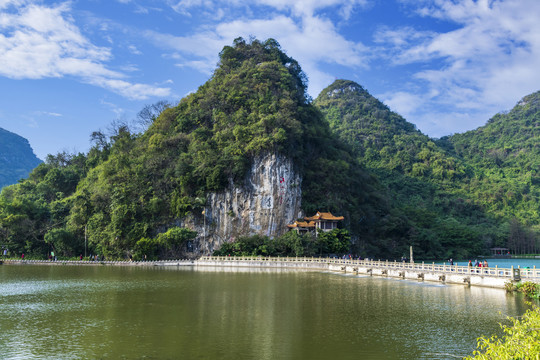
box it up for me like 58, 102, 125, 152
134, 237, 160, 260
465, 305, 540, 359
515, 281, 540, 299
504, 281, 516, 293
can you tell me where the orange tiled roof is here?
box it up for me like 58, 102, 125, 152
287, 220, 316, 228
304, 211, 344, 221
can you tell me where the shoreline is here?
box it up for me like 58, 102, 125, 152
1, 259, 195, 267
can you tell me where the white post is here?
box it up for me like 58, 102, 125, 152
84, 224, 87, 258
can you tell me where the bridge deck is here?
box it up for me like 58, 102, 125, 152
196, 256, 540, 288
199, 256, 539, 278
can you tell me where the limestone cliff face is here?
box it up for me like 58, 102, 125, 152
183, 152, 302, 255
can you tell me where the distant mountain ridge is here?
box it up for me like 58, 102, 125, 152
0, 127, 41, 189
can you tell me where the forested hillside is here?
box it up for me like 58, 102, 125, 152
0, 127, 42, 189
0, 39, 389, 259
315, 80, 539, 257
439, 91, 540, 254
0, 40, 537, 260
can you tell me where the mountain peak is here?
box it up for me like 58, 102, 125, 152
324, 80, 367, 98
514, 90, 540, 113
314, 79, 419, 151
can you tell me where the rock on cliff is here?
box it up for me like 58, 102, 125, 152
183, 152, 302, 255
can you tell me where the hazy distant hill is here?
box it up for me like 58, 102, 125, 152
0, 127, 41, 189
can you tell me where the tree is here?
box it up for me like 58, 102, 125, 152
465, 305, 540, 359
316, 229, 351, 255
136, 100, 171, 129
156, 227, 197, 257
134, 237, 159, 260
44, 228, 79, 257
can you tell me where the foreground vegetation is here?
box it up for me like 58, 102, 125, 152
465, 305, 540, 359
505, 281, 540, 300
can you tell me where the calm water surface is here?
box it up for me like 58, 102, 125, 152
0, 265, 530, 359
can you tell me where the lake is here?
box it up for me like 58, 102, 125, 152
0, 264, 530, 359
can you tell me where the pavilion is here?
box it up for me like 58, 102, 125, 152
287, 211, 344, 234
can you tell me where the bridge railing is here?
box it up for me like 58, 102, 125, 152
198, 256, 540, 279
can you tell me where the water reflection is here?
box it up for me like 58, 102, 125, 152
0, 265, 529, 360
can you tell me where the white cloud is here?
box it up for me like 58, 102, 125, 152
254, 0, 369, 18
380, 91, 425, 118
91, 78, 171, 100
0, 1, 170, 100
414, 111, 481, 138
35, 111, 63, 117
161, 0, 371, 93
0, 0, 27, 10
377, 0, 540, 134
148, 4, 369, 96
128, 44, 142, 55
119, 63, 140, 72
169, 0, 369, 18
374, 26, 435, 56
100, 99, 126, 117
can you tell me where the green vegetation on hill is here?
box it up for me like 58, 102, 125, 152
0, 41, 537, 260
0, 127, 42, 189
439, 92, 540, 254
314, 80, 538, 259
0, 38, 384, 259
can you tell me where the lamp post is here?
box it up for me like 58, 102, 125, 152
84, 225, 87, 258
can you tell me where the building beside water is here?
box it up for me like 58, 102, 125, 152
287, 211, 344, 234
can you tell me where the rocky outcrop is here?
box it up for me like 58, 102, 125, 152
183, 152, 302, 255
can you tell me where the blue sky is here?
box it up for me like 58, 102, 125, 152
1, 0, 539, 160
